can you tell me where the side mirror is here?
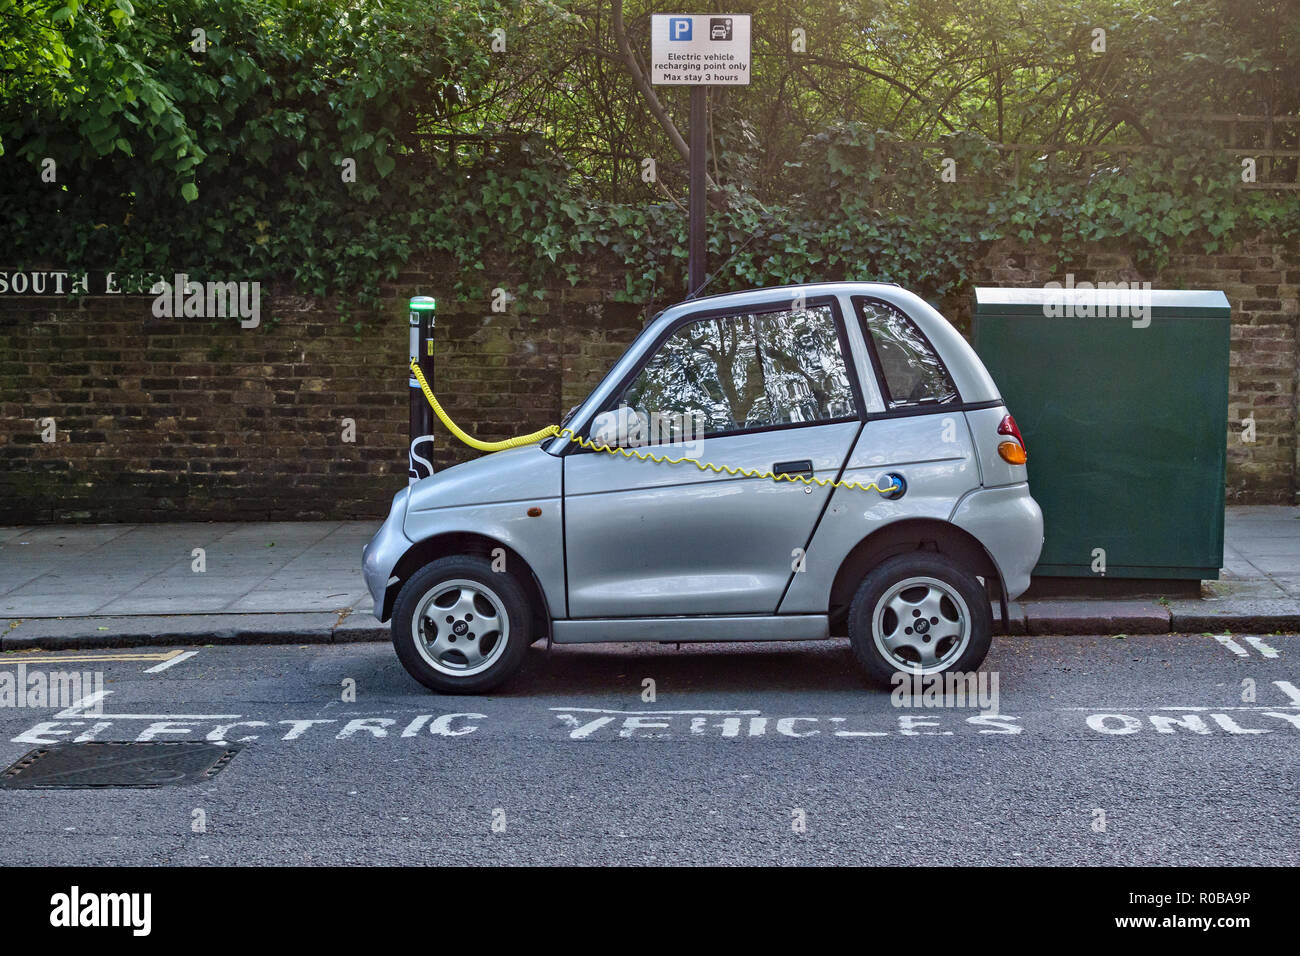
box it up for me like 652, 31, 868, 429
590, 407, 649, 447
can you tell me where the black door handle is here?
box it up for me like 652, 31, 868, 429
773, 459, 814, 477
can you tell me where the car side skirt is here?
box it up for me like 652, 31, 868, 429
552, 614, 830, 644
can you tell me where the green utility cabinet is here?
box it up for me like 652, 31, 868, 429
972, 287, 1231, 580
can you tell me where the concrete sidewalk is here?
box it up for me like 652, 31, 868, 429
2, 507, 1299, 650
1, 521, 383, 648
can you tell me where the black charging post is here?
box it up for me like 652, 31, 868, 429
408, 296, 437, 482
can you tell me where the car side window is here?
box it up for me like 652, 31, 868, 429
856, 298, 958, 409
620, 303, 857, 438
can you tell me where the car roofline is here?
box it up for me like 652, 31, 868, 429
547, 281, 999, 455
679, 279, 900, 307
642, 280, 905, 326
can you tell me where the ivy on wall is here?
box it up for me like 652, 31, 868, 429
405, 125, 1300, 309
2, 2, 1296, 322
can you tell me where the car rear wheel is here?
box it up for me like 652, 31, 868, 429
391, 556, 531, 694
847, 553, 992, 686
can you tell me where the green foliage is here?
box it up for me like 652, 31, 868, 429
369, 123, 1299, 316
0, 0, 533, 315
0, 0, 1296, 319
1, 0, 203, 185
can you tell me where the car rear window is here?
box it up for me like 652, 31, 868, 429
856, 298, 958, 410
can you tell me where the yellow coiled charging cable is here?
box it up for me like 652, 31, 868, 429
410, 359, 900, 495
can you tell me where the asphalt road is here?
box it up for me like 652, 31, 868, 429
1, 632, 1297, 865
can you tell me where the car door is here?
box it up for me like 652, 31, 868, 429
779, 294, 981, 614
563, 296, 865, 618
849, 295, 978, 509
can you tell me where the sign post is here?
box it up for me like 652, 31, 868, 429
689, 86, 707, 296
650, 14, 751, 297
408, 296, 437, 483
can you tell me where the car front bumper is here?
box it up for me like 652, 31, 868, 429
362, 487, 413, 622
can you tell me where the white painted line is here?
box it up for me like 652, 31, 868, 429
144, 650, 198, 673
1273, 681, 1300, 706
55, 690, 239, 721
1154, 705, 1300, 711
1, 650, 180, 665
55, 691, 111, 718
547, 707, 762, 715
91, 712, 243, 720
1061, 705, 1300, 711
1213, 634, 1249, 657
1243, 636, 1280, 659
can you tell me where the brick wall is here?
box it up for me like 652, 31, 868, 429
1, 234, 1297, 524
0, 265, 646, 523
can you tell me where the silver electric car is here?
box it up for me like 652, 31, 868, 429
363, 282, 1043, 693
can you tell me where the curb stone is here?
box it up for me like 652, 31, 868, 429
3, 605, 1299, 652
0, 613, 384, 651
1167, 598, 1300, 634
1023, 600, 1171, 636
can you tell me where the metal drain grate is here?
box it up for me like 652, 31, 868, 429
0, 742, 240, 789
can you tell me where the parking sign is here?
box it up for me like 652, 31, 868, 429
650, 14, 752, 85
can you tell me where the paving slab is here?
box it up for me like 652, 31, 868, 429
2, 506, 1300, 650
1262, 573, 1300, 599
94, 595, 245, 615
0, 594, 121, 616
226, 590, 365, 613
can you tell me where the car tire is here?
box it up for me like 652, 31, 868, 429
847, 553, 992, 687
391, 556, 532, 694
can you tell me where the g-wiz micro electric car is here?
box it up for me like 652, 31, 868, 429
363, 282, 1043, 693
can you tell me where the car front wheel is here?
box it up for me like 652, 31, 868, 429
391, 556, 531, 694
847, 553, 992, 686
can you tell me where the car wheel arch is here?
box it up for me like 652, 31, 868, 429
383, 532, 552, 637
826, 518, 1003, 635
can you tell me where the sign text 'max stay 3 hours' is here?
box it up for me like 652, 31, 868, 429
650, 14, 751, 85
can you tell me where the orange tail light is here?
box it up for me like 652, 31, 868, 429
997, 440, 1027, 464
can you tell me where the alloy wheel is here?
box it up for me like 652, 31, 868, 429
871, 575, 972, 674
411, 578, 510, 677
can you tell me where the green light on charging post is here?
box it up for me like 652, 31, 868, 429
409, 296, 436, 352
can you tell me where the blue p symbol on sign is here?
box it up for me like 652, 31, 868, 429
669, 17, 692, 40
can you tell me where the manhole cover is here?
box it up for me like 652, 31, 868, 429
0, 742, 240, 789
